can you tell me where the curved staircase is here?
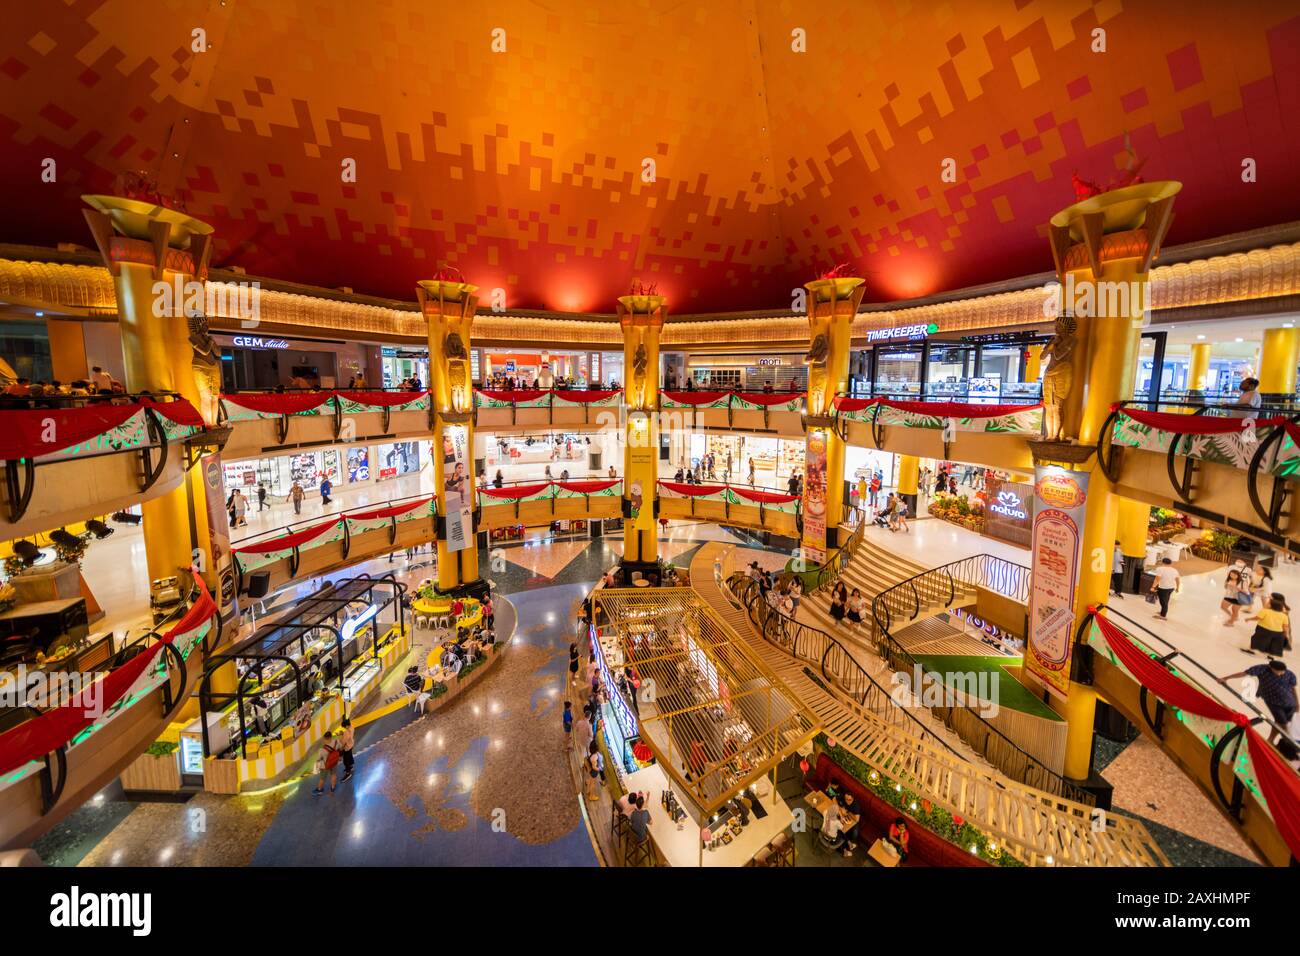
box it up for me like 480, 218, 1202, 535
691, 542, 1168, 867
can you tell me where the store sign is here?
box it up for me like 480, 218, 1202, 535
865, 322, 939, 343
1026, 466, 1090, 700
341, 604, 379, 644
757, 358, 783, 367
442, 425, 472, 552
231, 336, 289, 349
988, 490, 1027, 521
378, 466, 397, 481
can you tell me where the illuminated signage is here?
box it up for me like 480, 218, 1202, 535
341, 604, 379, 644
988, 490, 1027, 521
865, 322, 939, 343
757, 358, 783, 367
231, 336, 289, 349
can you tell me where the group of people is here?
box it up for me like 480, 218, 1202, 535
1, 366, 128, 406
312, 717, 355, 795
827, 581, 868, 627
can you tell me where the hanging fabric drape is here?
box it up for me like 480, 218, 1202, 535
0, 571, 215, 779
1109, 403, 1286, 435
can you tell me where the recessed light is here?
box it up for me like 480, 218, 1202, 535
1196, 334, 1205, 340
1236, 337, 1244, 343
34, 311, 43, 317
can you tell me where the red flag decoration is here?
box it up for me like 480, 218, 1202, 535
345, 497, 433, 521
730, 487, 800, 506
659, 390, 733, 406
477, 482, 552, 500
657, 481, 728, 497
141, 397, 206, 428
555, 479, 620, 495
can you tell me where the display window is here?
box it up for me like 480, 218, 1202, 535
347, 447, 370, 482
376, 441, 424, 481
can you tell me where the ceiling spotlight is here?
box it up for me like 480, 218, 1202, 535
50, 528, 83, 549
1196, 334, 1205, 340
86, 519, 115, 539
1235, 337, 1244, 343
12, 540, 41, 566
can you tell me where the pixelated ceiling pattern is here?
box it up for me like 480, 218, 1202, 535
0, 0, 1297, 313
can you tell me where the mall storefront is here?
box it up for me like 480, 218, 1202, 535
216, 334, 382, 391
669, 352, 807, 392
221, 440, 429, 499
848, 329, 1049, 403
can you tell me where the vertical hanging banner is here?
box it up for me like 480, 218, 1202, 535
201, 455, 239, 619
801, 428, 828, 563
442, 425, 472, 552
1027, 465, 1090, 699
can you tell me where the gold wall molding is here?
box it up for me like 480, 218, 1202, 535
4, 240, 1300, 347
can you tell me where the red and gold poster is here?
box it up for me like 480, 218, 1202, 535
1026, 466, 1090, 699
801, 428, 828, 564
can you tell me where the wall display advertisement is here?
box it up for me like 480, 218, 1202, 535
442, 426, 472, 552
983, 477, 1033, 547
1026, 466, 1090, 700
377, 441, 421, 481
801, 429, 828, 564
201, 454, 239, 621
347, 447, 370, 483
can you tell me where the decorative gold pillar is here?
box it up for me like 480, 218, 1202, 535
1187, 341, 1212, 392
801, 275, 866, 561
1023, 343, 1044, 384
46, 319, 88, 384
1259, 326, 1299, 399
1030, 181, 1181, 782
417, 278, 480, 594
81, 195, 231, 622
616, 290, 666, 581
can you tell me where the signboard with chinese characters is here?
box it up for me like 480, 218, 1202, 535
1026, 466, 1090, 700
801, 428, 828, 563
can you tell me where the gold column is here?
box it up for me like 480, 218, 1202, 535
616, 290, 666, 577
1259, 326, 1299, 396
417, 279, 480, 593
802, 276, 866, 558
1187, 341, 1211, 392
897, 455, 920, 495
46, 319, 88, 384
1023, 343, 1044, 384
80, 195, 224, 600
1037, 182, 1181, 781
1116, 496, 1149, 560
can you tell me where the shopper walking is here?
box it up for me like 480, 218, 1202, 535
584, 741, 605, 800
1148, 557, 1181, 620
339, 717, 356, 781
231, 489, 248, 527
290, 481, 305, 515
313, 731, 341, 795
1221, 569, 1248, 626
319, 476, 333, 507
562, 700, 574, 751
1111, 542, 1125, 598
1245, 594, 1292, 656
1220, 658, 1297, 744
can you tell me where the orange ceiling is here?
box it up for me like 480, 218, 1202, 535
0, 0, 1297, 313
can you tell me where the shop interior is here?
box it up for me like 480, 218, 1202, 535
848, 331, 1049, 403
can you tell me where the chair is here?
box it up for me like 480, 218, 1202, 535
817, 826, 846, 855
622, 832, 655, 867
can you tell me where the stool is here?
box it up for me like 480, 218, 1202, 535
751, 847, 773, 867
611, 805, 629, 845
622, 833, 655, 867
769, 832, 795, 866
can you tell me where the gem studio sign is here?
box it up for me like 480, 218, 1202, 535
988, 490, 1027, 520
231, 336, 290, 349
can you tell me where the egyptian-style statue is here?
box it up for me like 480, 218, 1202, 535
187, 312, 221, 425
1040, 315, 1079, 442
806, 333, 830, 365
444, 332, 468, 360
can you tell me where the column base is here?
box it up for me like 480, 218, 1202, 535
1064, 771, 1113, 813
431, 578, 491, 603
617, 559, 661, 588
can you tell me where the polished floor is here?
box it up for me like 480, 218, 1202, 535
42, 511, 1282, 867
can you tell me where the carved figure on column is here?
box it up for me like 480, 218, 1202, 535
1040, 315, 1078, 442
187, 312, 222, 425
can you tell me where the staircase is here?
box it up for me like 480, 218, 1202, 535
692, 542, 1168, 867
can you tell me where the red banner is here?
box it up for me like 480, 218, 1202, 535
660, 390, 732, 406
221, 392, 333, 415
832, 397, 875, 413
552, 389, 621, 404
478, 482, 551, 500
733, 391, 803, 407
555, 479, 621, 494
0, 402, 141, 460
1110, 403, 1285, 434
142, 397, 206, 428
474, 389, 548, 404
0, 572, 215, 778
345, 497, 433, 521
731, 487, 800, 505
338, 389, 430, 407
231, 517, 340, 554
879, 398, 1043, 418
657, 481, 727, 497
